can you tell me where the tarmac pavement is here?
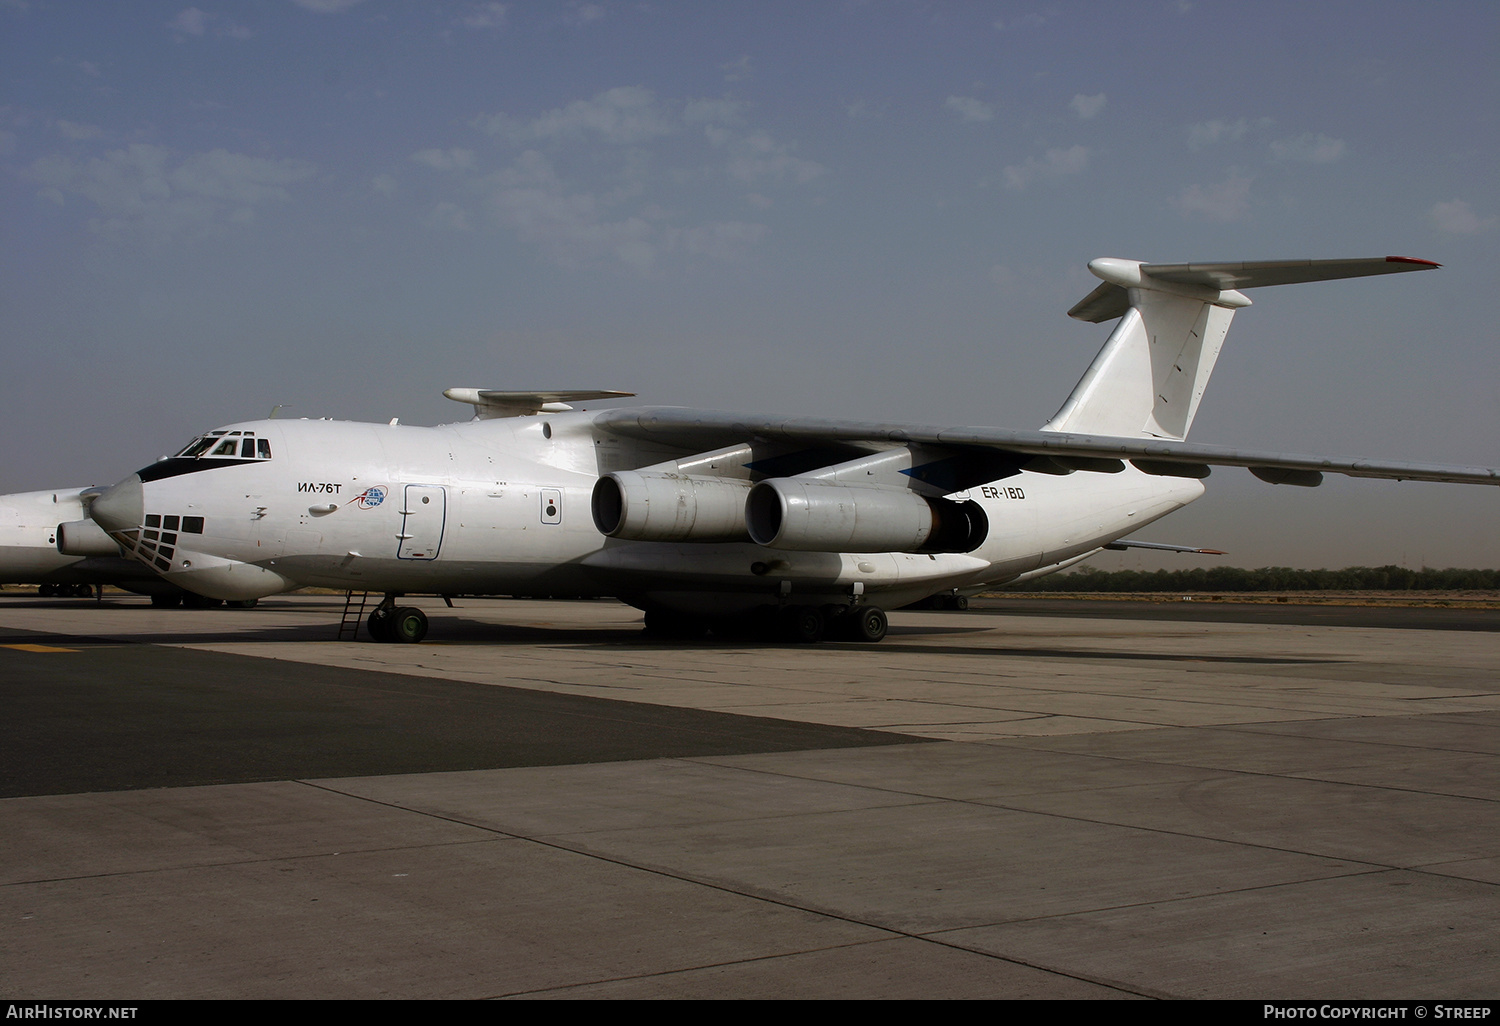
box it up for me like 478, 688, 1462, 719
2, 594, 1496, 999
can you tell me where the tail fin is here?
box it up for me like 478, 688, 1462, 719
1042, 256, 1439, 441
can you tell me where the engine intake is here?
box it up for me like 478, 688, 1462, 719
746, 479, 988, 553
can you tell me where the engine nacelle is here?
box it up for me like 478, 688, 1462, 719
56, 519, 122, 557
591, 471, 753, 542
745, 479, 988, 553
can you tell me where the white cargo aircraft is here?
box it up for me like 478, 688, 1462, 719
0, 487, 181, 600
83, 256, 1497, 643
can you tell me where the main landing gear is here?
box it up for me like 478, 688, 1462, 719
643, 604, 889, 644
38, 583, 93, 598
367, 595, 428, 644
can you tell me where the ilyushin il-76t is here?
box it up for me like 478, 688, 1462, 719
78, 255, 1498, 643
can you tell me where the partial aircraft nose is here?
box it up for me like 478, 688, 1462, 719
89, 474, 144, 533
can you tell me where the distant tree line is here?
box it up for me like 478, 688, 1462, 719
1002, 565, 1500, 593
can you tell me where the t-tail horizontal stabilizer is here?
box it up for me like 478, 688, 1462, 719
1045, 256, 1440, 443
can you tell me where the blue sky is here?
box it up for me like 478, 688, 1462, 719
3, 1, 1496, 568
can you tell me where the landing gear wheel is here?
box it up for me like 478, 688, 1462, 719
391, 606, 428, 644
848, 606, 888, 643
367, 607, 395, 643
227, 598, 258, 609
780, 605, 826, 644
70, 584, 94, 598
38, 583, 57, 598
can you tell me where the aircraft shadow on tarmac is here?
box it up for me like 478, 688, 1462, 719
2, 596, 1347, 662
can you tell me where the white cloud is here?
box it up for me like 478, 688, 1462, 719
1070, 92, 1106, 120
28, 144, 316, 234
1186, 117, 1272, 151
168, 8, 206, 36
683, 98, 744, 125
1002, 145, 1089, 190
945, 96, 994, 123
474, 150, 771, 273
411, 147, 477, 172
459, 3, 506, 29
370, 174, 397, 197
1430, 199, 1494, 235
675, 220, 769, 259
1269, 132, 1346, 164
477, 150, 656, 270
479, 86, 677, 146
1174, 172, 1252, 221
721, 55, 752, 83
424, 201, 473, 232
460, 87, 819, 269
167, 7, 251, 39
290, 0, 366, 12
56, 120, 104, 140
718, 130, 826, 185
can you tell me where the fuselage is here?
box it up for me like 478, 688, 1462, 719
89, 410, 1204, 611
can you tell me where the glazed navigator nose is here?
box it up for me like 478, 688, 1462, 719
89, 474, 144, 533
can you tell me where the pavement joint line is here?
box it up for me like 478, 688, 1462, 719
0, 835, 515, 888
1001, 723, 1500, 805
1231, 720, 1500, 758
484, 931, 1162, 1000
284, 774, 1183, 1000
919, 865, 1406, 934
672, 755, 1473, 872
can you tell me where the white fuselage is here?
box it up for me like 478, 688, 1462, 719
96, 410, 1204, 611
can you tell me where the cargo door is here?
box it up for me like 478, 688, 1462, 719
397, 485, 446, 560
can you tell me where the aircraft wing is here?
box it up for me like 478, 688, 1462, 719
593, 408, 1500, 489
1104, 540, 1227, 555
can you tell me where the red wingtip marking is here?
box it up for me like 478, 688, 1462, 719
1385, 256, 1442, 267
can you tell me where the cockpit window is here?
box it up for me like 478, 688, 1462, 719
172, 431, 273, 461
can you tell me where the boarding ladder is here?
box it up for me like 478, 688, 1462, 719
338, 590, 371, 641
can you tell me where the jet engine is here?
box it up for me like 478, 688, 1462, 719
746, 479, 988, 553
591, 471, 753, 542
56, 519, 123, 558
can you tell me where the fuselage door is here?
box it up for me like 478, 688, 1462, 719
398, 485, 446, 560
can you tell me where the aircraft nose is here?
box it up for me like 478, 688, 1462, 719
90, 474, 144, 533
